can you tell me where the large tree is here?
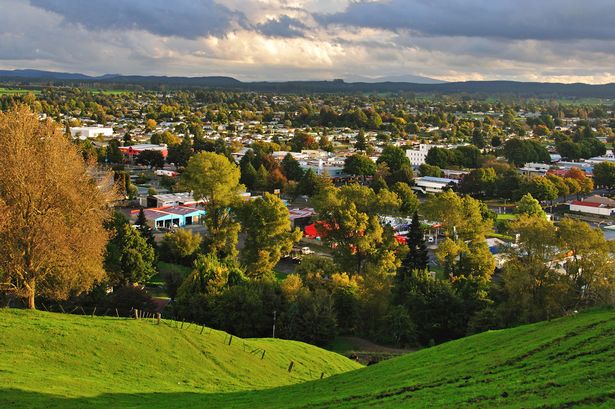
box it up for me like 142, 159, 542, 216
180, 152, 244, 258
0, 106, 115, 309
238, 193, 302, 278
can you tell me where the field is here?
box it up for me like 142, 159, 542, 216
0, 87, 40, 95
1, 308, 615, 408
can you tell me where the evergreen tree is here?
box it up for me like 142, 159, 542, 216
136, 207, 156, 248
355, 129, 367, 151
281, 153, 304, 181
240, 161, 258, 190
399, 211, 428, 279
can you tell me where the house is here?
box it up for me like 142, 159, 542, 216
569, 196, 615, 217
136, 205, 206, 230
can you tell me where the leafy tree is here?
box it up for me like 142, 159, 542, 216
343, 154, 376, 177
425, 147, 451, 168
515, 193, 546, 218
281, 153, 304, 181
421, 190, 492, 241
167, 137, 193, 167
312, 186, 400, 276
392, 182, 419, 215
459, 168, 497, 197
180, 152, 244, 258
136, 150, 165, 168
151, 130, 180, 146
282, 289, 337, 346
0, 106, 115, 309
395, 269, 464, 344
502, 215, 567, 323
106, 222, 157, 286
377, 145, 411, 171
107, 139, 124, 164
419, 163, 443, 177
160, 229, 202, 265
524, 177, 558, 202
290, 131, 318, 152
238, 193, 302, 279
557, 218, 615, 306
593, 162, 615, 190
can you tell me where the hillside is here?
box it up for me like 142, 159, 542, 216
0, 309, 361, 408
3, 308, 615, 408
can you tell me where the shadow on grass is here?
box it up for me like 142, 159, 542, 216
0, 388, 298, 409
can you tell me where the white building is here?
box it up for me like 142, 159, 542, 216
70, 126, 114, 140
520, 162, 551, 177
413, 176, 459, 194
406, 144, 434, 166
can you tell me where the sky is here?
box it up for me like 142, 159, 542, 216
1, 0, 615, 83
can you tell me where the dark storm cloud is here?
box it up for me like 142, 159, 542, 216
256, 16, 307, 38
29, 0, 248, 38
319, 0, 615, 41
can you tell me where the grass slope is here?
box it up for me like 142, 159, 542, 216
2, 309, 615, 408
0, 309, 361, 408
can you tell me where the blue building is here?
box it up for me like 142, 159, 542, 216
140, 206, 206, 230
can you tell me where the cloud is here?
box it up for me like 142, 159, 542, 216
29, 0, 247, 38
256, 15, 308, 38
0, 0, 612, 84
319, 0, 615, 41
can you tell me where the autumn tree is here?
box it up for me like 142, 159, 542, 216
180, 152, 244, 258
0, 106, 116, 309
238, 193, 302, 278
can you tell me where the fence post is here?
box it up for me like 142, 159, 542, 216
91, 306, 96, 317
115, 308, 119, 318
156, 313, 161, 325
134, 309, 139, 319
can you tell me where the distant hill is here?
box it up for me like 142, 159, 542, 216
2, 308, 615, 408
344, 73, 445, 84
1, 69, 615, 97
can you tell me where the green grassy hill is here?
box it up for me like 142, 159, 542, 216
2, 308, 615, 408
0, 309, 361, 408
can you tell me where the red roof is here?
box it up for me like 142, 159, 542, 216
570, 200, 602, 208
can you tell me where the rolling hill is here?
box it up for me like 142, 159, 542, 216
1, 308, 614, 408
0, 309, 361, 408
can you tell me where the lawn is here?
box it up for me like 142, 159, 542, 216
0, 87, 41, 95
